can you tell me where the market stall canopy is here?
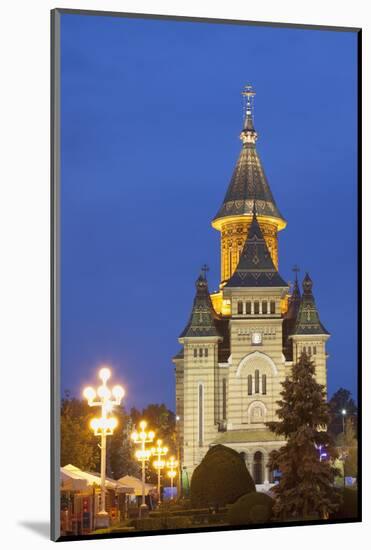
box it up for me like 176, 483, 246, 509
61, 465, 134, 494
118, 475, 155, 496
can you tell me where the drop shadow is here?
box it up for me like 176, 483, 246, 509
18, 521, 50, 539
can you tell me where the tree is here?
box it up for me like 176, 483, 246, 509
336, 417, 358, 479
107, 407, 140, 479
267, 352, 340, 520
60, 395, 99, 470
190, 445, 255, 508
328, 388, 357, 437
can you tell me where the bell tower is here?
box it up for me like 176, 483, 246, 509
211, 85, 286, 286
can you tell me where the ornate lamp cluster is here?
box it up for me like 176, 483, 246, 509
83, 367, 179, 524
83, 366, 125, 527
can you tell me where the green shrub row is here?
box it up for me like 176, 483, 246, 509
227, 492, 274, 525
132, 516, 193, 531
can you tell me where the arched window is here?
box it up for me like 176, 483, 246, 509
313, 346, 317, 355
198, 384, 203, 446
255, 369, 260, 393
205, 348, 208, 358
199, 348, 203, 357
247, 375, 252, 395
262, 301, 268, 314
193, 349, 197, 358
270, 301, 276, 314
303, 346, 306, 354
222, 378, 227, 420
254, 301, 259, 315
237, 301, 243, 314
246, 301, 252, 314
308, 346, 312, 355
262, 374, 267, 395
253, 451, 263, 484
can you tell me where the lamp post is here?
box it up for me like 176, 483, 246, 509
83, 366, 125, 528
341, 409, 347, 435
151, 439, 168, 505
131, 420, 155, 515
166, 456, 179, 500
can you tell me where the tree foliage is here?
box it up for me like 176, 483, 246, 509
61, 395, 175, 482
267, 352, 340, 520
336, 417, 358, 478
190, 445, 255, 508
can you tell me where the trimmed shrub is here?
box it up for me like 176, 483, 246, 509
191, 445, 255, 508
132, 518, 163, 531
165, 516, 193, 529
228, 491, 274, 525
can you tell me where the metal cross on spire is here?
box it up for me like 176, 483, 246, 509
292, 264, 300, 281
201, 264, 209, 279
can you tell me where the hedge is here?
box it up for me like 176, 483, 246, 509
227, 491, 274, 525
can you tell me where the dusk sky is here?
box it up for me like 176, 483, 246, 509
60, 13, 358, 410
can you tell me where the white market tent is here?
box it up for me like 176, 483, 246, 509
117, 475, 155, 496
61, 464, 134, 494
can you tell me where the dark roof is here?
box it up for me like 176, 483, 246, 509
179, 273, 221, 338
293, 273, 329, 335
213, 105, 285, 225
225, 208, 288, 288
285, 276, 301, 320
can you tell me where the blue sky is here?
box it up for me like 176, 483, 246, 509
60, 13, 358, 409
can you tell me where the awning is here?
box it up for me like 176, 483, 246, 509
60, 465, 134, 494
117, 475, 155, 496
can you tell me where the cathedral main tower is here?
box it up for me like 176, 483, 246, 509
173, 86, 330, 486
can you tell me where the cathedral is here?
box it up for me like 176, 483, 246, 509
173, 86, 330, 487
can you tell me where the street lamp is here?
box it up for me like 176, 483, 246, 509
166, 456, 179, 500
131, 420, 155, 515
151, 439, 168, 505
83, 366, 125, 528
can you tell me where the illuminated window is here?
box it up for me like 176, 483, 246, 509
262, 374, 267, 395
270, 301, 276, 314
222, 378, 227, 420
198, 384, 203, 446
254, 301, 259, 314
247, 375, 252, 395
255, 370, 260, 393
246, 301, 252, 314
262, 301, 268, 314
237, 301, 243, 314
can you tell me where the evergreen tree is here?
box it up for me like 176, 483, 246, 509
336, 417, 358, 479
267, 352, 340, 520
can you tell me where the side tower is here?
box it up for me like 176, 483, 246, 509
175, 272, 222, 475
211, 86, 286, 289
290, 273, 330, 390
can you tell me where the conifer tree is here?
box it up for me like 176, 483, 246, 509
267, 352, 340, 520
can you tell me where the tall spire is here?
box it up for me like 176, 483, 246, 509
225, 210, 288, 288
294, 273, 329, 335
179, 269, 220, 338
212, 84, 286, 228
286, 265, 302, 320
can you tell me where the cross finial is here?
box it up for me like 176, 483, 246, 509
292, 264, 300, 281
201, 264, 209, 279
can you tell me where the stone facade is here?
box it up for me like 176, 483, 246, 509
173, 87, 329, 485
